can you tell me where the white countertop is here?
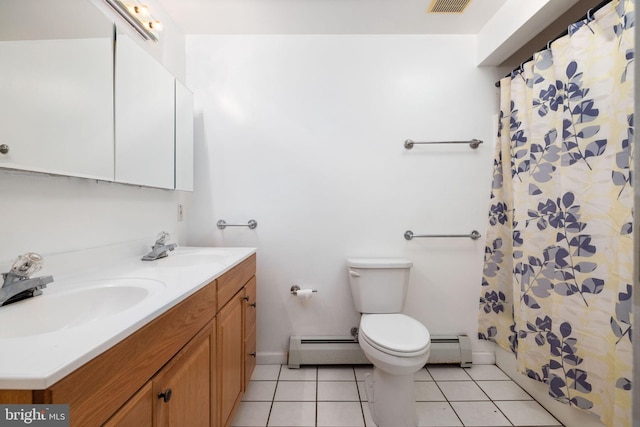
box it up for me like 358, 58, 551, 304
0, 246, 256, 389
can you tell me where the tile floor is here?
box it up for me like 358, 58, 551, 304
230, 364, 563, 427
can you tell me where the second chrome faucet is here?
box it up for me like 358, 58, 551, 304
141, 232, 177, 261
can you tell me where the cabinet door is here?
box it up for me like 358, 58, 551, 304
103, 383, 152, 427
0, 0, 114, 180
244, 277, 257, 387
154, 328, 212, 427
114, 32, 175, 189
217, 291, 244, 427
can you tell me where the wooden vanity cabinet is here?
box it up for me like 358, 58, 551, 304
217, 290, 245, 427
0, 254, 257, 427
152, 324, 212, 427
103, 382, 153, 427
104, 320, 213, 427
244, 276, 257, 388
215, 254, 257, 427
50, 281, 218, 427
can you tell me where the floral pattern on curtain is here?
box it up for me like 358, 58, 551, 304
478, 1, 634, 426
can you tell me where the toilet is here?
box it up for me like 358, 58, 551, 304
347, 258, 430, 427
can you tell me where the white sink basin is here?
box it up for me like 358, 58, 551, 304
0, 278, 165, 339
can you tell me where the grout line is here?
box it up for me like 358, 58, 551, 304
354, 367, 367, 426
431, 376, 465, 426
264, 364, 282, 427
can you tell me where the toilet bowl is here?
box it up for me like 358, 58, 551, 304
358, 313, 430, 427
346, 259, 431, 427
359, 313, 430, 375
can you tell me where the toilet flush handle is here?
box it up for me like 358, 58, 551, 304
349, 270, 360, 277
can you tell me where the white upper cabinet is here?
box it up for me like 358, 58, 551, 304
114, 33, 175, 189
0, 3, 194, 190
175, 80, 194, 191
0, 0, 114, 180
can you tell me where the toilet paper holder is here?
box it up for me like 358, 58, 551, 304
290, 285, 317, 295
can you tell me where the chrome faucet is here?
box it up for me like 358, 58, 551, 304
1, 252, 54, 306
142, 232, 177, 261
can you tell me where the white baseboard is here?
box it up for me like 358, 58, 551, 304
257, 350, 496, 366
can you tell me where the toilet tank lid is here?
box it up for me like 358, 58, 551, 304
347, 258, 413, 268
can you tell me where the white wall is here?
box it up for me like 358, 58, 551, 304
0, 170, 189, 267
186, 35, 500, 362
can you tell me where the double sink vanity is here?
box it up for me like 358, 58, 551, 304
0, 246, 257, 427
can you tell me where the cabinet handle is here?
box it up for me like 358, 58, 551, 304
243, 296, 250, 301
158, 388, 173, 403
249, 302, 257, 308
250, 352, 256, 358
0, 144, 9, 154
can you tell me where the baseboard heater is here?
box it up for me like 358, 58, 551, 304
287, 334, 472, 368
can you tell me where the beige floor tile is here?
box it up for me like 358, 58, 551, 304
317, 401, 365, 426
427, 365, 472, 381
318, 366, 356, 381
416, 401, 463, 427
280, 366, 317, 381
243, 380, 277, 401
464, 364, 510, 381
318, 381, 360, 401
477, 380, 532, 401
230, 401, 272, 427
437, 381, 489, 401
415, 381, 447, 401
354, 365, 373, 381
268, 401, 315, 426
450, 401, 511, 426
274, 381, 316, 401
414, 367, 434, 381
251, 364, 282, 381
494, 400, 562, 426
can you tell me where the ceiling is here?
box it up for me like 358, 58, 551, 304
156, 0, 509, 35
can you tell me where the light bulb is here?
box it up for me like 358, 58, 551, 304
149, 20, 163, 31
134, 4, 149, 16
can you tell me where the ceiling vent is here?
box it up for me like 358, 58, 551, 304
426, 0, 472, 13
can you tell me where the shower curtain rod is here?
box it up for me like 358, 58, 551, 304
494, 0, 613, 88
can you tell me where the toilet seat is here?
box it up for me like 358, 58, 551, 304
360, 313, 430, 358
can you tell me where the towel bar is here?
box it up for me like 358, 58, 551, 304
216, 219, 258, 230
404, 139, 483, 150
404, 230, 481, 240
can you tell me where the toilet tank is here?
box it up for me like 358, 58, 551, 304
347, 258, 412, 314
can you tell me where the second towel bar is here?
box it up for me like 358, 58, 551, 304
217, 219, 258, 230
404, 230, 481, 241
404, 139, 483, 150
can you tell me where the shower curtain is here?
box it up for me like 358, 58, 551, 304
478, 1, 634, 426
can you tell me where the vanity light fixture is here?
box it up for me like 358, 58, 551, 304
104, 0, 162, 41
